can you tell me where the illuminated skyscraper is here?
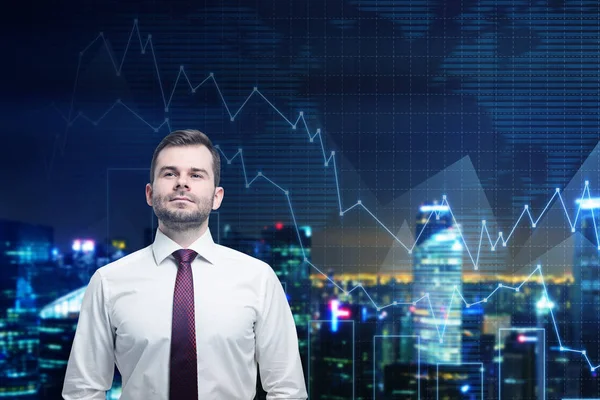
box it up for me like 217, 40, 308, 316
572, 196, 600, 394
256, 222, 312, 328
412, 204, 463, 365
0, 219, 53, 398
38, 287, 85, 399
500, 331, 537, 399
308, 318, 354, 399
257, 222, 311, 281
0, 316, 38, 398
0, 219, 53, 314
255, 222, 312, 397
573, 197, 600, 345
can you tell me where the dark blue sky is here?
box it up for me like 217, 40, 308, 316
2, 0, 599, 258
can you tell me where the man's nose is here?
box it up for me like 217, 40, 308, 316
175, 175, 189, 188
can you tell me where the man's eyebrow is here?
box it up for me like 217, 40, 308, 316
158, 166, 210, 175
158, 166, 177, 174
190, 167, 210, 175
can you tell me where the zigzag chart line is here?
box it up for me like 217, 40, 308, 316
54, 19, 600, 371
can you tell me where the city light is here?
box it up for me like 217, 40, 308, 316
419, 204, 450, 213
576, 197, 600, 210
433, 232, 458, 242
451, 241, 463, 251
330, 299, 351, 332
111, 239, 126, 250
337, 309, 350, 318
331, 300, 339, 332
81, 240, 95, 253
518, 334, 538, 343
301, 225, 312, 237
536, 296, 555, 311
72, 239, 95, 253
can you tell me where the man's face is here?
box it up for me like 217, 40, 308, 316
145, 145, 224, 231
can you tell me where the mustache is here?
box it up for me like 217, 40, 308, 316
169, 192, 196, 201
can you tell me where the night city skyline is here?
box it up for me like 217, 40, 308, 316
5, 0, 600, 398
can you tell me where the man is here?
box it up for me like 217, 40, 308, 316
62, 129, 308, 399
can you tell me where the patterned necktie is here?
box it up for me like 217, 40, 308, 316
170, 249, 199, 400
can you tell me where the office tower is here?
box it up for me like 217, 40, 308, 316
308, 317, 354, 399
461, 280, 488, 369
0, 219, 53, 314
572, 197, 600, 395
412, 204, 463, 365
309, 301, 379, 398
0, 313, 39, 398
479, 333, 497, 399
461, 291, 484, 360
356, 314, 379, 398
382, 363, 420, 399
38, 287, 86, 398
573, 197, 600, 348
257, 222, 311, 281
430, 363, 483, 400
255, 222, 312, 398
257, 223, 312, 346
500, 331, 538, 399
0, 219, 53, 398
375, 307, 420, 399
220, 224, 258, 257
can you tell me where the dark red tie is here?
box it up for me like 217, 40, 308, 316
170, 249, 198, 400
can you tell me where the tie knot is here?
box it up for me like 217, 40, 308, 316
172, 249, 197, 266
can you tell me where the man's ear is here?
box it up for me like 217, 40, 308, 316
212, 186, 224, 210
145, 183, 153, 206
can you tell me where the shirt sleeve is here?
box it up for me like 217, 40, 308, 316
62, 270, 116, 399
255, 265, 308, 399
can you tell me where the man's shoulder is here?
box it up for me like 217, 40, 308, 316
95, 245, 153, 277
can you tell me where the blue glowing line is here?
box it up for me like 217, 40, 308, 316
56, 20, 600, 373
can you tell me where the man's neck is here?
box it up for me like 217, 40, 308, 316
158, 222, 208, 248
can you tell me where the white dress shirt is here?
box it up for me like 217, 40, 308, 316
62, 227, 307, 399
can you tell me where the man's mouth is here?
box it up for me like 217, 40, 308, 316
171, 197, 194, 203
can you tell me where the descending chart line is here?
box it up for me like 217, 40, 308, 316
51, 20, 600, 271
52, 17, 600, 376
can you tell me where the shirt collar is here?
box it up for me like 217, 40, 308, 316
152, 226, 218, 266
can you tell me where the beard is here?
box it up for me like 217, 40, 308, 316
152, 190, 214, 232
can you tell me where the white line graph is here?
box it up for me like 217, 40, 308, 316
54, 19, 600, 270
52, 19, 600, 372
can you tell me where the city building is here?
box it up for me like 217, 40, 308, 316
0, 219, 54, 398
0, 219, 53, 313
572, 197, 600, 395
38, 287, 85, 398
499, 331, 538, 399
412, 203, 463, 365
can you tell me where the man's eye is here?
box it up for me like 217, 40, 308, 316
165, 172, 175, 176
192, 174, 202, 178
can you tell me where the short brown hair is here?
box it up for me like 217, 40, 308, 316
150, 129, 221, 187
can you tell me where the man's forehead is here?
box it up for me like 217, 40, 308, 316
160, 144, 210, 157
157, 146, 212, 169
